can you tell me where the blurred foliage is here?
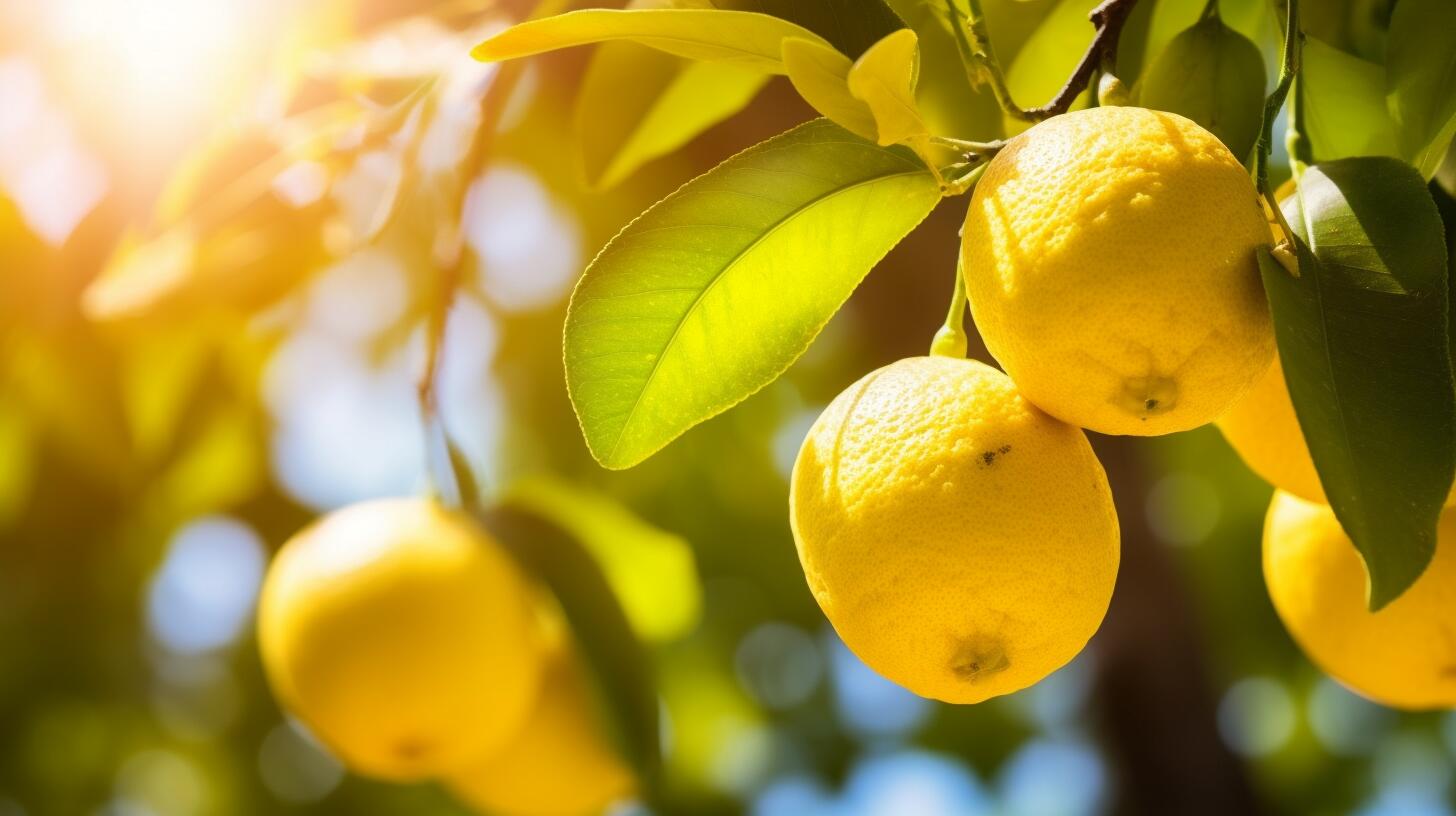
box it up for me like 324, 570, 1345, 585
1, 0, 1456, 815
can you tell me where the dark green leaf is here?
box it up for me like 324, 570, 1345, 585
564, 119, 940, 468
708, 0, 906, 57
1262, 157, 1454, 609
477, 503, 660, 780
1137, 13, 1266, 160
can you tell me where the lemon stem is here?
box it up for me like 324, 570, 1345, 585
1253, 0, 1302, 249
1200, 0, 1220, 22
930, 258, 971, 358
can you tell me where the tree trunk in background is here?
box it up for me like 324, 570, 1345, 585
1091, 436, 1264, 816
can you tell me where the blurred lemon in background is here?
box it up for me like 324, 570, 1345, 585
448, 606, 635, 816
1264, 491, 1456, 710
257, 497, 542, 780
790, 356, 1119, 704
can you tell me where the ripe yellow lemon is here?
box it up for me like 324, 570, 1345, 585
961, 106, 1274, 436
1264, 491, 1456, 709
257, 497, 542, 780
790, 356, 1120, 703
1220, 351, 1456, 506
448, 616, 635, 816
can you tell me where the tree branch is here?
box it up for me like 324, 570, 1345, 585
951, 0, 1140, 123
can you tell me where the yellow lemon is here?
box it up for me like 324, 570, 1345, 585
1264, 491, 1456, 709
961, 106, 1274, 436
790, 356, 1120, 703
1220, 347, 1456, 507
448, 616, 635, 816
258, 497, 542, 780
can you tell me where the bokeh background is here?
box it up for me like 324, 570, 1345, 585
2, 0, 1455, 814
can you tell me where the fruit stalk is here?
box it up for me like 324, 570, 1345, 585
947, 0, 1140, 123
1253, 0, 1303, 247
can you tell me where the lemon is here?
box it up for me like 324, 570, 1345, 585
1220, 347, 1456, 507
257, 497, 542, 780
790, 356, 1120, 703
1264, 491, 1456, 709
961, 106, 1274, 436
448, 614, 635, 816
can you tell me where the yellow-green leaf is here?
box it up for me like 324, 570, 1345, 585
506, 477, 701, 643
1004, 0, 1100, 134
1302, 36, 1401, 162
472, 9, 833, 73
847, 28, 928, 146
781, 37, 878, 140
1385, 0, 1456, 178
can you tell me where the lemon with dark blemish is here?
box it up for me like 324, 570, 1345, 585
961, 106, 1274, 436
790, 356, 1120, 703
1264, 491, 1456, 709
258, 497, 542, 780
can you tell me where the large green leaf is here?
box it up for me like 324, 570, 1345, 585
1262, 158, 1454, 609
1301, 36, 1401, 162
565, 119, 940, 468
1385, 0, 1456, 179
576, 39, 769, 190
1137, 12, 1266, 161
472, 9, 832, 72
478, 503, 660, 779
1003, 0, 1100, 134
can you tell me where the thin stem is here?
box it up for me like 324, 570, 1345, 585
1252, 0, 1301, 248
1200, 0, 1220, 21
930, 257, 970, 358
947, 0, 1141, 123
930, 135, 1006, 156
418, 0, 567, 502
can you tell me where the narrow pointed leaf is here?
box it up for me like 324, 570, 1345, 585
781, 37, 878, 140
472, 9, 832, 72
1136, 13, 1265, 160
1261, 157, 1454, 609
565, 119, 940, 468
847, 28, 928, 146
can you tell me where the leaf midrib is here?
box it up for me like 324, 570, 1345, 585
600, 167, 929, 462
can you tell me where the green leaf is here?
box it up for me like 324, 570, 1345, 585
1301, 36, 1401, 162
1137, 13, 1266, 161
1262, 157, 1454, 609
1139, 0, 1268, 72
471, 9, 832, 72
478, 503, 660, 779
506, 477, 701, 643
576, 39, 769, 190
847, 28, 929, 146
1004, 0, 1100, 134
1385, 0, 1456, 178
565, 119, 940, 468
782, 37, 879, 140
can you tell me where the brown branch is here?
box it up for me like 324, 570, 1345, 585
1022, 0, 1141, 120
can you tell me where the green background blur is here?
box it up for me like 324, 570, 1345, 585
2, 0, 1455, 814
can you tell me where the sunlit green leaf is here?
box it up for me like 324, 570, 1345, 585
506, 476, 701, 643
479, 504, 659, 778
565, 119, 940, 468
1137, 12, 1265, 160
1301, 36, 1400, 162
705, 0, 906, 57
782, 38, 879, 140
472, 9, 832, 72
847, 28, 929, 146
577, 39, 769, 190
1385, 0, 1456, 178
882, 0, 1004, 140
1262, 158, 1454, 609
1139, 0, 1267, 72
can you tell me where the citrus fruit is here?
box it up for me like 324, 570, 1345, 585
257, 497, 542, 780
961, 105, 1274, 436
449, 611, 635, 816
1264, 490, 1456, 709
789, 356, 1120, 703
